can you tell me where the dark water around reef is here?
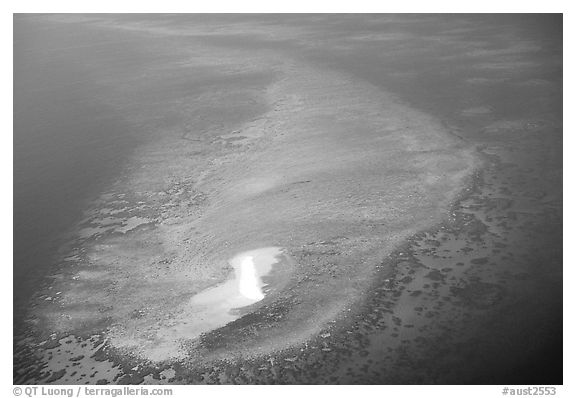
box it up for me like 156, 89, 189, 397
13, 18, 139, 327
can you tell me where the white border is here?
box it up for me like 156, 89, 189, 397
3, 2, 571, 396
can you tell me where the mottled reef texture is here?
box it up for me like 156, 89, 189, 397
14, 14, 561, 384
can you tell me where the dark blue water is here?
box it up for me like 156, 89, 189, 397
13, 16, 140, 326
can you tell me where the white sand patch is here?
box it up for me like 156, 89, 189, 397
115, 247, 286, 362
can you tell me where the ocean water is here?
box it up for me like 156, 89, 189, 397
13, 17, 140, 326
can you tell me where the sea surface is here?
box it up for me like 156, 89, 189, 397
14, 18, 135, 325
14, 14, 562, 384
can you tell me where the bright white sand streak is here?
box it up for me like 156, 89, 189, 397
131, 248, 284, 360
238, 255, 265, 301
